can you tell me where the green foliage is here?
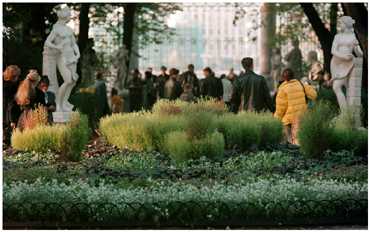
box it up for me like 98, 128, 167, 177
333, 106, 358, 130
105, 152, 162, 172
297, 101, 336, 158
11, 112, 90, 161
70, 91, 98, 129
100, 112, 186, 152
216, 112, 283, 150
164, 131, 224, 163
184, 111, 216, 140
61, 113, 90, 161
216, 114, 260, 150
329, 128, 368, 156
299, 102, 368, 158
4, 178, 367, 224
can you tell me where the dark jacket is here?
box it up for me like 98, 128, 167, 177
44, 91, 56, 123
3, 80, 20, 126
128, 76, 144, 112
200, 74, 223, 100
156, 74, 169, 99
95, 79, 111, 118
231, 70, 274, 113
163, 77, 182, 100
179, 71, 200, 97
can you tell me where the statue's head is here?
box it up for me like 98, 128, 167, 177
307, 51, 318, 63
54, 4, 71, 23
339, 16, 355, 31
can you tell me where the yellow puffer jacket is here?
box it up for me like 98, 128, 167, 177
274, 79, 317, 125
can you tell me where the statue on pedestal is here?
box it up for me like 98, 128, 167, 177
42, 4, 80, 113
330, 16, 363, 112
112, 46, 129, 96
284, 39, 303, 79
80, 38, 99, 88
307, 50, 324, 89
270, 47, 283, 91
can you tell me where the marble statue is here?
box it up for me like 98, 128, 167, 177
270, 47, 283, 91
42, 4, 80, 114
307, 50, 324, 89
80, 38, 99, 88
284, 39, 303, 79
330, 16, 363, 112
112, 46, 129, 96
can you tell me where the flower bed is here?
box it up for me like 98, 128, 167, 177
100, 100, 283, 162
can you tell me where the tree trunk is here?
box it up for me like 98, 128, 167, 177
300, 3, 335, 73
123, 3, 137, 86
341, 3, 367, 61
77, 3, 90, 83
330, 3, 337, 36
78, 3, 90, 55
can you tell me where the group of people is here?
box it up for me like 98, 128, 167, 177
3, 56, 317, 146
124, 57, 317, 145
3, 66, 56, 145
125, 64, 225, 112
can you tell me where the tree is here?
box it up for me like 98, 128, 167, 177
3, 3, 58, 72
341, 3, 367, 60
78, 3, 91, 54
300, 3, 336, 72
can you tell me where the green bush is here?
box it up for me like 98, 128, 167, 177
152, 98, 227, 116
164, 131, 224, 163
100, 112, 186, 152
11, 112, 90, 161
99, 112, 154, 151
70, 91, 98, 129
184, 111, 216, 140
297, 101, 336, 158
329, 128, 368, 156
298, 101, 368, 158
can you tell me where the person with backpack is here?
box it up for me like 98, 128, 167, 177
274, 68, 317, 145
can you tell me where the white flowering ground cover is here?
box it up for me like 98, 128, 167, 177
3, 148, 368, 228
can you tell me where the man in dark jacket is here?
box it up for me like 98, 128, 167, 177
155, 66, 169, 99
231, 57, 274, 113
200, 67, 223, 100
179, 64, 200, 97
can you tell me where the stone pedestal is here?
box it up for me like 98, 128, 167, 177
53, 112, 73, 123
347, 57, 363, 127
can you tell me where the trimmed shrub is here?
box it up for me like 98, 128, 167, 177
164, 131, 224, 163
297, 101, 336, 158
151, 99, 188, 116
70, 90, 98, 129
11, 112, 90, 161
183, 97, 227, 115
100, 112, 186, 152
184, 111, 216, 140
99, 112, 153, 151
329, 128, 368, 156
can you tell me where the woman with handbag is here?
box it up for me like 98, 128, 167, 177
274, 68, 317, 145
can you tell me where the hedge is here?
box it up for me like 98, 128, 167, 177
4, 179, 367, 225
11, 112, 90, 161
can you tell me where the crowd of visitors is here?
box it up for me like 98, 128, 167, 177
3, 56, 318, 146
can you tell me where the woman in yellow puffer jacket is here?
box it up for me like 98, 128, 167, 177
274, 68, 317, 145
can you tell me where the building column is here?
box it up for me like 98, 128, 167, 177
259, 3, 276, 91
